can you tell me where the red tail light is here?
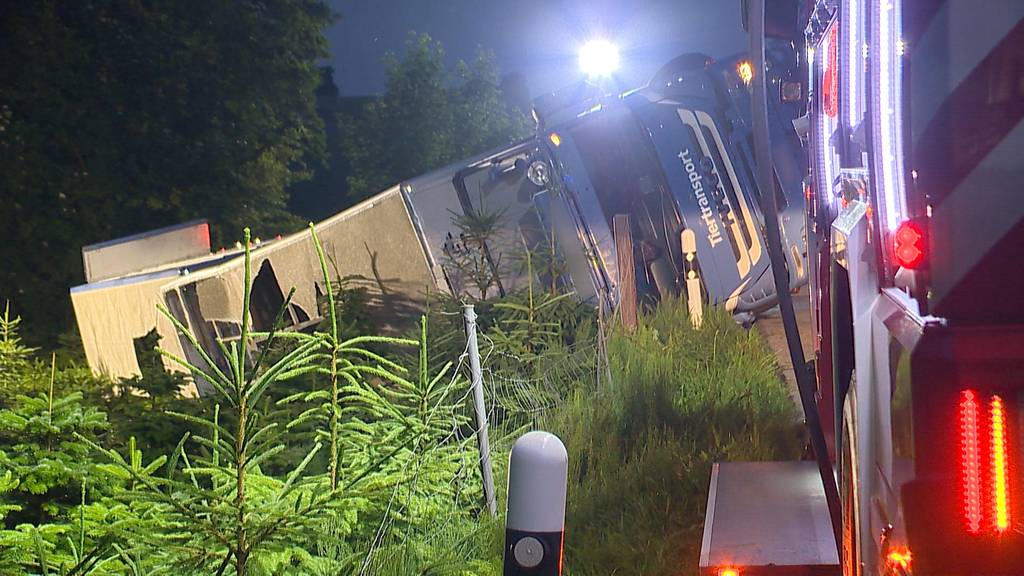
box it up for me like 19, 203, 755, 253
958, 389, 1015, 535
894, 220, 926, 269
823, 25, 839, 118
959, 390, 984, 533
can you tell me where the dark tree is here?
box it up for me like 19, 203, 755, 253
0, 1, 335, 342
342, 32, 534, 203
287, 66, 354, 221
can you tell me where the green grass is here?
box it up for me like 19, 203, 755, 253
543, 298, 802, 576
1, 287, 800, 574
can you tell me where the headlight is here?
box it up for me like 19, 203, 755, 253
527, 160, 551, 187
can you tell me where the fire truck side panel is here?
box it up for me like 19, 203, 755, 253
907, 1, 1024, 324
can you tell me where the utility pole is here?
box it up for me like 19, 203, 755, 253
463, 303, 497, 517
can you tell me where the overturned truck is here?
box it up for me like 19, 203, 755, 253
72, 50, 810, 393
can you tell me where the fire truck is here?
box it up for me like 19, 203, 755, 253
700, 0, 1024, 574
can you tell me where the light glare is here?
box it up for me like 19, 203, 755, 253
873, 0, 908, 231
579, 39, 620, 78
886, 548, 912, 571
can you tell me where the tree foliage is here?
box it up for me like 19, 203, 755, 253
0, 0, 334, 341
343, 32, 534, 202
0, 303, 35, 391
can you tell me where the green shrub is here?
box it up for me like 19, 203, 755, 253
546, 298, 801, 576
1, 248, 801, 576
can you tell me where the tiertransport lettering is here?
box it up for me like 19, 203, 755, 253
678, 149, 723, 247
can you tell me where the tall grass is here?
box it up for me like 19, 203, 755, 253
545, 297, 802, 576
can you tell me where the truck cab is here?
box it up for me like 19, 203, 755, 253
404, 48, 811, 317
538, 48, 810, 315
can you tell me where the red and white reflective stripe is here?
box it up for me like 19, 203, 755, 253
928, 122, 1024, 304
909, 1, 1024, 143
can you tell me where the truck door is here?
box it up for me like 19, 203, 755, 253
453, 147, 543, 297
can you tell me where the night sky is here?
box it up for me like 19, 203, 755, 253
325, 0, 748, 97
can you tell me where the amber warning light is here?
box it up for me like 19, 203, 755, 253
886, 547, 912, 572
736, 61, 753, 86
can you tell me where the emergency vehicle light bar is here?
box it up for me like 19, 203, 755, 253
870, 0, 909, 232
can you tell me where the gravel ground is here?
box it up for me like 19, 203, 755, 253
753, 288, 816, 411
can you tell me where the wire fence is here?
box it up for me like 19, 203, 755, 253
356, 305, 611, 573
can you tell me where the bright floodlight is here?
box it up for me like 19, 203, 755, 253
579, 39, 620, 78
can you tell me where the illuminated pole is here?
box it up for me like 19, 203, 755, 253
681, 228, 704, 327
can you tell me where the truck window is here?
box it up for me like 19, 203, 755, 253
567, 107, 669, 226
567, 107, 684, 296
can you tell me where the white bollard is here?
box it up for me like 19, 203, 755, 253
504, 431, 568, 576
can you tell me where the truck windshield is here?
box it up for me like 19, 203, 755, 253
566, 106, 670, 226
566, 105, 684, 299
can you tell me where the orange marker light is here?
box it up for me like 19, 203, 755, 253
991, 395, 1011, 533
736, 61, 753, 85
886, 548, 912, 571
549, 132, 562, 147
959, 390, 984, 534
718, 569, 740, 576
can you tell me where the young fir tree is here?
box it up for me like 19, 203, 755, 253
78, 229, 392, 574
0, 326, 131, 575
83, 227, 465, 574
0, 302, 38, 394
274, 225, 486, 572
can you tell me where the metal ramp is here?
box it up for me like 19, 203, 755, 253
700, 461, 840, 576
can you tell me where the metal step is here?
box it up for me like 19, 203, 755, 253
700, 461, 840, 575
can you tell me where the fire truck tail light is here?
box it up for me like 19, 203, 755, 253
990, 395, 1011, 533
894, 220, 926, 269
958, 389, 1015, 535
960, 390, 984, 534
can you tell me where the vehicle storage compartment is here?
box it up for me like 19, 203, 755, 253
700, 461, 839, 576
